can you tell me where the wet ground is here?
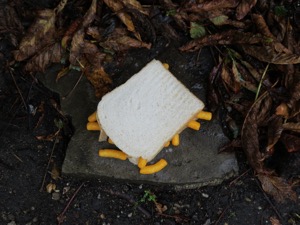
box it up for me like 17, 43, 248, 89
1, 47, 300, 225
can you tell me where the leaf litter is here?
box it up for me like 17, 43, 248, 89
3, 0, 300, 205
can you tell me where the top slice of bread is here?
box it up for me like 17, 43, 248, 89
97, 59, 204, 163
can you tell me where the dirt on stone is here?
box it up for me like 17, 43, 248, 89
1, 69, 300, 225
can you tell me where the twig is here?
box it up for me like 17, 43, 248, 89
158, 212, 189, 223
214, 204, 230, 225
12, 152, 23, 163
255, 63, 269, 100
255, 178, 283, 222
62, 72, 83, 99
39, 136, 59, 192
57, 182, 85, 225
8, 68, 27, 111
229, 168, 252, 187
104, 189, 151, 218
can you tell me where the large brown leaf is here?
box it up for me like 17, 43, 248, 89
241, 92, 272, 171
242, 45, 300, 64
257, 174, 297, 202
24, 42, 63, 72
252, 14, 290, 54
14, 9, 56, 61
0, 4, 23, 32
103, 0, 141, 40
14, 0, 67, 62
184, 0, 239, 13
180, 30, 264, 52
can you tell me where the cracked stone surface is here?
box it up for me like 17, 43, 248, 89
38, 46, 238, 188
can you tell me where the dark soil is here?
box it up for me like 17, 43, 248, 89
1, 64, 300, 225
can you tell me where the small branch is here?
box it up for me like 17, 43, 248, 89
214, 204, 230, 225
229, 168, 252, 187
9, 68, 27, 111
57, 182, 85, 225
255, 178, 283, 222
39, 136, 59, 192
255, 63, 269, 101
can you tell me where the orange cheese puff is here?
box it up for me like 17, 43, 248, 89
140, 159, 168, 174
138, 157, 147, 169
197, 111, 212, 121
164, 141, 170, 147
171, 134, 180, 146
163, 63, 169, 70
99, 149, 127, 160
108, 138, 114, 144
88, 111, 97, 122
187, 120, 201, 130
87, 122, 101, 130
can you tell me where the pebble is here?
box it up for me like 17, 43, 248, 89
7, 221, 16, 225
201, 193, 209, 198
128, 213, 132, 218
52, 192, 61, 201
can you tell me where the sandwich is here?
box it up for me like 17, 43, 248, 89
87, 59, 212, 174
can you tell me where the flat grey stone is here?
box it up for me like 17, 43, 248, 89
38, 46, 238, 188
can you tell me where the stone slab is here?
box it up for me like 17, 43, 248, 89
38, 46, 238, 188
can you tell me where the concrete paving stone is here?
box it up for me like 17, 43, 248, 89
38, 46, 238, 188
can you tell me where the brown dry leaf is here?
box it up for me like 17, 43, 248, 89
123, 0, 148, 15
185, 0, 239, 13
14, 0, 67, 62
155, 202, 168, 214
56, 67, 70, 82
61, 18, 82, 49
232, 60, 257, 93
242, 45, 300, 64
280, 133, 300, 153
160, 0, 188, 30
83, 67, 112, 98
0, 4, 23, 46
180, 31, 264, 52
24, 42, 63, 72
270, 216, 281, 225
221, 64, 240, 93
282, 123, 300, 132
252, 14, 290, 54
103, 0, 141, 40
236, 0, 257, 20
257, 174, 297, 202
14, 9, 56, 61
101, 36, 151, 52
241, 92, 272, 171
266, 116, 283, 155
275, 103, 289, 118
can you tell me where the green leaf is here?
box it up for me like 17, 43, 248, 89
190, 22, 206, 39
210, 15, 228, 26
274, 6, 287, 17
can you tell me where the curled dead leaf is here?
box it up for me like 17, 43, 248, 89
242, 45, 300, 64
46, 183, 56, 193
241, 92, 272, 171
24, 42, 64, 72
180, 31, 264, 52
257, 174, 297, 202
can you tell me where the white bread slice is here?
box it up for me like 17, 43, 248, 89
97, 59, 204, 164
